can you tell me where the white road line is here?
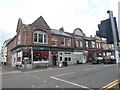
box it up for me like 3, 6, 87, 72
27, 74, 41, 80
103, 65, 111, 67
50, 76, 94, 90
84, 67, 97, 71
54, 72, 75, 77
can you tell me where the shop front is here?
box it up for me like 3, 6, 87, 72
11, 45, 74, 69
11, 45, 50, 69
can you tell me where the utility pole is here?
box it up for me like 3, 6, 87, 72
107, 10, 120, 88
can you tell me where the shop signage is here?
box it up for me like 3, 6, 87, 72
52, 37, 58, 41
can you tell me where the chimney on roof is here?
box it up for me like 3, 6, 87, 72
59, 27, 64, 32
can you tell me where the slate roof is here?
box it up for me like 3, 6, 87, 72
50, 29, 71, 37
85, 37, 95, 41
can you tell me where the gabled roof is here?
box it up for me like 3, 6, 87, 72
32, 16, 50, 30
3, 38, 13, 46
16, 18, 23, 32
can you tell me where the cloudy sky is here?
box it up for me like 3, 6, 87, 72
0, 0, 119, 50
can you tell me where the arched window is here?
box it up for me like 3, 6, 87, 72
33, 30, 48, 44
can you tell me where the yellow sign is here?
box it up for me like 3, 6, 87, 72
52, 37, 58, 41
95, 36, 101, 42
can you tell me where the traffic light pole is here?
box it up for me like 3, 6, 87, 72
107, 11, 119, 63
107, 10, 120, 88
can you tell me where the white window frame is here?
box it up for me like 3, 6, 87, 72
96, 43, 99, 49
80, 41, 83, 47
76, 40, 79, 47
67, 38, 71, 46
91, 41, 95, 48
33, 31, 48, 44
61, 37, 65, 46
86, 41, 88, 48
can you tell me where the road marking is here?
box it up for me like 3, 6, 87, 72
118, 68, 120, 73
31, 85, 35, 87
84, 67, 97, 71
103, 65, 111, 67
43, 80, 47, 83
50, 76, 94, 90
27, 74, 41, 80
56, 85, 59, 88
99, 79, 118, 90
53, 72, 75, 77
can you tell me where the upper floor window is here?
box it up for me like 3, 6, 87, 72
51, 37, 58, 46
91, 41, 95, 48
86, 41, 88, 48
109, 44, 114, 49
80, 41, 83, 47
99, 43, 101, 48
61, 37, 65, 46
52, 41, 57, 46
18, 33, 21, 45
33, 31, 48, 44
67, 38, 71, 46
96, 43, 99, 49
34, 33, 37, 42
76, 40, 79, 47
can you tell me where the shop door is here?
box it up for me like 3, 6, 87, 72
52, 56, 57, 66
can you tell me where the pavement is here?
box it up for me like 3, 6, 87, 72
0, 64, 22, 74
0, 64, 62, 74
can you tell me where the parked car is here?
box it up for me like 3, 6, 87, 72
92, 57, 103, 64
103, 55, 116, 64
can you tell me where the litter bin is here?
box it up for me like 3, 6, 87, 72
77, 60, 79, 64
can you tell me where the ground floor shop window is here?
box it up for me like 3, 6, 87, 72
23, 52, 31, 64
64, 57, 71, 61
17, 51, 22, 62
33, 52, 41, 61
33, 51, 48, 62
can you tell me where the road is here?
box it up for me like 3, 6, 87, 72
2, 64, 119, 89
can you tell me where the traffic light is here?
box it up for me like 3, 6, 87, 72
97, 23, 107, 38
96, 17, 119, 44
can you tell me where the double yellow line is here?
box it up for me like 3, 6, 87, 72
119, 68, 120, 73
99, 80, 119, 90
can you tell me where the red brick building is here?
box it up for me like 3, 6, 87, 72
5, 16, 114, 68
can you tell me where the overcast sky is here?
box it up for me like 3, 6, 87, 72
0, 0, 119, 50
